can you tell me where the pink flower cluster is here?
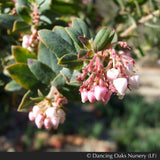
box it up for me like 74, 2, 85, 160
28, 104, 66, 130
77, 41, 140, 104
22, 30, 39, 52
28, 87, 68, 130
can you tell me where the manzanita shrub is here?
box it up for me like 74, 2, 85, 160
1, 0, 140, 131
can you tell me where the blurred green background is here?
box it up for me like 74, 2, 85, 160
0, 0, 160, 152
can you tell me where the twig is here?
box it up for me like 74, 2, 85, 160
120, 9, 160, 37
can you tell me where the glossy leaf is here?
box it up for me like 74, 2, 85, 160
0, 14, 20, 29
58, 54, 83, 70
17, 90, 38, 112
53, 26, 75, 47
52, 74, 66, 88
12, 20, 31, 34
38, 42, 62, 74
38, 29, 77, 58
60, 68, 81, 84
16, 0, 31, 23
6, 63, 39, 90
66, 18, 91, 49
28, 59, 56, 85
93, 27, 116, 51
12, 46, 36, 63
5, 80, 23, 92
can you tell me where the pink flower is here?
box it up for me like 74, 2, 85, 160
32, 105, 40, 117
129, 75, 140, 89
101, 92, 112, 104
22, 35, 30, 48
28, 111, 35, 121
124, 62, 134, 76
107, 68, 119, 81
94, 85, 107, 101
81, 89, 88, 103
45, 107, 57, 119
51, 117, 60, 130
35, 113, 44, 129
88, 90, 96, 103
44, 118, 52, 130
113, 78, 128, 95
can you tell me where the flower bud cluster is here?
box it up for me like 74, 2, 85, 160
22, 4, 40, 52
77, 41, 140, 104
28, 89, 68, 130
22, 29, 39, 52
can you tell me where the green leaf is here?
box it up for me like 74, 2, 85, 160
28, 59, 56, 85
0, 14, 20, 29
53, 26, 75, 47
51, 1, 80, 15
38, 29, 77, 58
6, 63, 39, 90
59, 84, 81, 102
58, 54, 83, 70
78, 49, 88, 59
17, 90, 38, 112
66, 18, 91, 49
5, 80, 23, 92
52, 73, 66, 88
12, 46, 36, 63
12, 20, 31, 34
16, 0, 32, 23
60, 68, 81, 84
78, 36, 92, 49
34, 0, 53, 13
93, 27, 116, 51
38, 42, 62, 74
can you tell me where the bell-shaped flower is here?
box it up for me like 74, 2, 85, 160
88, 90, 96, 103
129, 75, 140, 89
45, 107, 57, 119
28, 111, 35, 121
113, 78, 128, 95
94, 85, 107, 101
81, 89, 88, 103
107, 68, 120, 81
51, 117, 60, 130
35, 113, 44, 129
44, 117, 52, 130
22, 35, 30, 48
32, 105, 41, 117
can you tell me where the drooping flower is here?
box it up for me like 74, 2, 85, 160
113, 78, 128, 96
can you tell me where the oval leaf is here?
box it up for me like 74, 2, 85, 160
38, 42, 62, 74
38, 29, 77, 58
58, 54, 83, 70
12, 46, 36, 63
93, 27, 116, 51
28, 59, 56, 85
6, 63, 39, 89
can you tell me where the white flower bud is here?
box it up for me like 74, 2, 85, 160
107, 68, 119, 81
129, 75, 140, 89
45, 107, 57, 119
94, 85, 107, 101
113, 78, 128, 95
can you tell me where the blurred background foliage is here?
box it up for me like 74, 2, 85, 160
0, 0, 160, 152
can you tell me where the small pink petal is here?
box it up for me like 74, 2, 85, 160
88, 90, 96, 103
28, 111, 35, 121
44, 118, 52, 130
107, 68, 119, 81
94, 86, 107, 101
129, 75, 140, 89
81, 89, 88, 103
